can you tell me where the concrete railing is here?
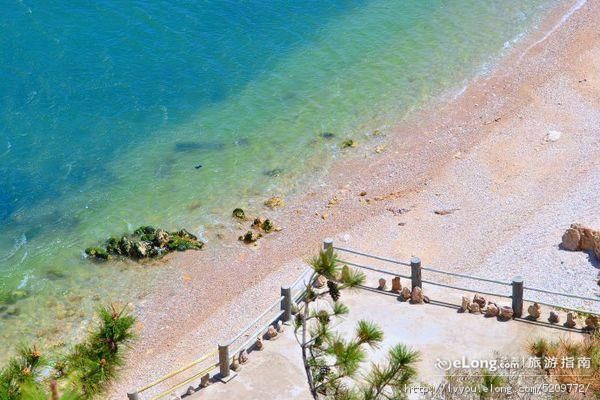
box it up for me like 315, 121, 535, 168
127, 267, 312, 399
326, 238, 600, 317
128, 238, 598, 398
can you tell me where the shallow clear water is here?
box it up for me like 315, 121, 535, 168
0, 0, 556, 359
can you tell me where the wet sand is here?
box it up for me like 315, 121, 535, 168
109, 1, 600, 398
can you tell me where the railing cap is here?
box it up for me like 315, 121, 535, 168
410, 256, 421, 265
512, 276, 524, 283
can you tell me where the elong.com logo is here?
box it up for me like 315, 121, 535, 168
435, 357, 505, 372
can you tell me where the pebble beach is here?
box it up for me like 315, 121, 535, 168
108, 0, 600, 398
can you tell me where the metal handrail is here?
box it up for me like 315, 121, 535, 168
334, 246, 411, 266
137, 349, 218, 393
224, 296, 284, 347
522, 298, 600, 317
231, 310, 285, 357
420, 279, 512, 299
149, 361, 219, 400
340, 260, 411, 280
524, 286, 600, 303
422, 266, 511, 286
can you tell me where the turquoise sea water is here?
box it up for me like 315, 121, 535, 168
0, 0, 557, 359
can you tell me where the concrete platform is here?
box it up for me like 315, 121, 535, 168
186, 282, 582, 399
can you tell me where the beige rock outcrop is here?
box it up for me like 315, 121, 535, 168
561, 224, 600, 260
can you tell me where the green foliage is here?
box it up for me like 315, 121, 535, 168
65, 305, 136, 398
0, 345, 46, 400
0, 305, 135, 400
297, 248, 419, 399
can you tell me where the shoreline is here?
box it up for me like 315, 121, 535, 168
109, 0, 600, 397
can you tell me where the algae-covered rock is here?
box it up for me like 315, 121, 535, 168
239, 230, 261, 244
85, 225, 204, 263
85, 246, 109, 260
232, 208, 246, 220
341, 139, 357, 148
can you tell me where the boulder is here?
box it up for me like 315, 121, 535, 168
155, 229, 169, 247
410, 287, 424, 304
499, 306, 514, 321
377, 278, 387, 290
485, 303, 499, 318
561, 228, 581, 251
391, 277, 401, 293
131, 241, 148, 258
561, 224, 600, 260
549, 311, 560, 324
255, 336, 264, 350
528, 303, 541, 320
473, 294, 486, 308
401, 287, 411, 301
565, 312, 577, 328
460, 296, 471, 313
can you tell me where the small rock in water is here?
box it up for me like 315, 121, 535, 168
545, 130, 562, 142
319, 132, 335, 139
264, 167, 284, 177
194, 164, 202, 169
264, 196, 285, 209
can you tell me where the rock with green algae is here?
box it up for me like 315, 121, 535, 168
341, 139, 357, 148
85, 246, 110, 260
239, 230, 261, 244
232, 208, 246, 220
85, 225, 204, 262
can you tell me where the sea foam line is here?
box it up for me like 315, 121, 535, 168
518, 0, 587, 62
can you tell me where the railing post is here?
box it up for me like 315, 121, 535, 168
410, 257, 422, 289
127, 391, 140, 400
323, 238, 334, 258
218, 343, 230, 378
512, 276, 524, 318
281, 286, 292, 322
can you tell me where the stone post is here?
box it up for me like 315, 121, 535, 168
127, 392, 140, 400
281, 286, 292, 322
410, 257, 422, 289
512, 276, 524, 318
323, 238, 334, 258
218, 343, 230, 378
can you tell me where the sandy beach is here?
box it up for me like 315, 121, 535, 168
109, 0, 600, 397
